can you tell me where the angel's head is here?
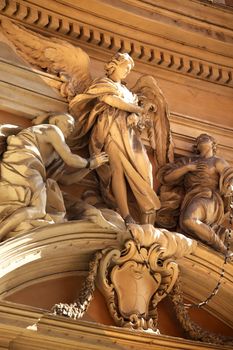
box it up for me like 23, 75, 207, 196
49, 114, 75, 139
33, 112, 75, 139
105, 53, 134, 81
194, 133, 217, 155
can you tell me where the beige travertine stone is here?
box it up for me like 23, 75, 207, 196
0, 114, 108, 239
0, 0, 232, 347
96, 224, 196, 331
0, 21, 174, 224
157, 133, 233, 255
0, 300, 231, 350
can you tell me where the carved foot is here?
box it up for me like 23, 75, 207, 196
124, 215, 136, 226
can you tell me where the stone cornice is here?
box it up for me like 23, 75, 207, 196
124, 0, 233, 26
0, 57, 67, 117
0, 222, 232, 328
1, 301, 231, 350
0, 221, 121, 297
0, 0, 233, 88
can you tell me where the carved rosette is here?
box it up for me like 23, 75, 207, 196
96, 238, 179, 332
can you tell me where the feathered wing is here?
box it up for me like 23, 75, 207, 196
132, 75, 174, 170
0, 19, 92, 100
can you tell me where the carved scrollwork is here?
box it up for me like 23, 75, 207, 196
96, 228, 181, 331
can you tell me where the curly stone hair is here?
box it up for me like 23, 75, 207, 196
193, 133, 217, 155
32, 112, 73, 125
104, 52, 134, 77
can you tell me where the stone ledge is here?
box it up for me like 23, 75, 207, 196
0, 221, 232, 328
0, 300, 232, 350
0, 0, 233, 88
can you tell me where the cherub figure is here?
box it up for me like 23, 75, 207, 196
157, 134, 233, 255
0, 113, 108, 240
1, 20, 173, 225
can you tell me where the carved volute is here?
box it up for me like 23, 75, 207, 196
96, 236, 179, 331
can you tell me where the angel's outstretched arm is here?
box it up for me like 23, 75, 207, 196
100, 94, 143, 114
45, 126, 90, 168
45, 126, 108, 170
58, 153, 109, 185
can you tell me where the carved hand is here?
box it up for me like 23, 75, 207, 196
195, 162, 209, 171
127, 113, 140, 128
89, 152, 109, 170
185, 162, 198, 171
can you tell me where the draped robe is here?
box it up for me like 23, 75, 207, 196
69, 77, 160, 214
158, 156, 233, 230
0, 128, 66, 237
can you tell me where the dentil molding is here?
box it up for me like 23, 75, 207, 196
0, 0, 232, 88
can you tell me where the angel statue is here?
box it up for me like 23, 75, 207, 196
157, 133, 233, 256
0, 113, 108, 240
1, 20, 173, 226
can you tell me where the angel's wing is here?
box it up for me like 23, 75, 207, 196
0, 19, 92, 100
132, 75, 174, 169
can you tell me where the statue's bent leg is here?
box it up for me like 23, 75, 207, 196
0, 187, 47, 240
180, 202, 228, 254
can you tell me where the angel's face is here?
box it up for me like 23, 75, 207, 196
196, 134, 213, 154
114, 60, 132, 80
